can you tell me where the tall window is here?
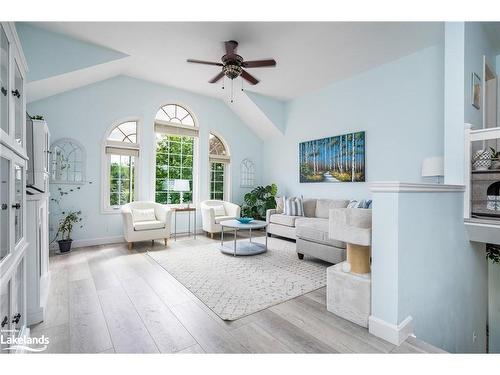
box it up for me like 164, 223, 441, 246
154, 104, 198, 204
209, 133, 230, 200
103, 121, 139, 212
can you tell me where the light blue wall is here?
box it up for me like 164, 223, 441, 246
397, 192, 487, 353
464, 22, 497, 129
262, 45, 444, 199
16, 23, 128, 82
444, 22, 465, 185
371, 189, 487, 353
28, 75, 262, 242
245, 91, 286, 133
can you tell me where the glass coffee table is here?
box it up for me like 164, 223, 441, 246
219, 219, 268, 256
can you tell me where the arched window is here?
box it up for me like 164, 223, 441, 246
209, 133, 230, 200
102, 120, 139, 212
154, 104, 198, 204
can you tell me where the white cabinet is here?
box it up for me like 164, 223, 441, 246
0, 22, 29, 355
26, 194, 50, 325
27, 118, 50, 193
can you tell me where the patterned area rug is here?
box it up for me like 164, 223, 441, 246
147, 237, 328, 321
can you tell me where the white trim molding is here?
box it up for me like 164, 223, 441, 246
49, 235, 125, 251
369, 315, 414, 346
370, 181, 465, 193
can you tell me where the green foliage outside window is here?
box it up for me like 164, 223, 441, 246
156, 135, 194, 204
109, 155, 135, 206
210, 162, 225, 200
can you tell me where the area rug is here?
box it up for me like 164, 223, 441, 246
146, 237, 328, 321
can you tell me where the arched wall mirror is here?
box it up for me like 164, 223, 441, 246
50, 138, 86, 184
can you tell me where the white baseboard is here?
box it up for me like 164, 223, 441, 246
49, 235, 125, 251
368, 315, 414, 346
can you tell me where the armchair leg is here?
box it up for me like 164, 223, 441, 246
164, 238, 168, 246
297, 253, 304, 260
128, 242, 133, 250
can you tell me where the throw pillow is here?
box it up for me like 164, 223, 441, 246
347, 200, 358, 208
283, 196, 304, 216
275, 196, 284, 214
212, 205, 226, 217
132, 208, 157, 222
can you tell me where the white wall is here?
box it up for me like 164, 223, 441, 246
28, 75, 263, 243
262, 45, 444, 199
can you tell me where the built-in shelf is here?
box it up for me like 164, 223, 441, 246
472, 169, 500, 174
465, 218, 500, 246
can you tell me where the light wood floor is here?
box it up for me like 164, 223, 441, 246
30, 234, 445, 354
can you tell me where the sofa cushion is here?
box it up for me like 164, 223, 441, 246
269, 214, 300, 227
215, 215, 236, 224
134, 220, 165, 231
295, 217, 346, 248
315, 199, 350, 218
132, 208, 157, 222
303, 199, 317, 217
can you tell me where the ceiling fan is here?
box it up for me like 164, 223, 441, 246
187, 40, 276, 85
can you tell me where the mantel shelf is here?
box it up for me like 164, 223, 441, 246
465, 218, 500, 246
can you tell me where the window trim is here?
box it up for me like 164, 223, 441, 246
207, 131, 231, 202
101, 118, 141, 214
152, 103, 199, 208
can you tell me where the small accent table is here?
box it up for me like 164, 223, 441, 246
219, 219, 268, 256
172, 207, 197, 241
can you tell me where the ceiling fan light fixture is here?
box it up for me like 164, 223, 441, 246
223, 64, 242, 80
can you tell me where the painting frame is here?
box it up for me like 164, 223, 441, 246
299, 131, 366, 183
472, 72, 481, 110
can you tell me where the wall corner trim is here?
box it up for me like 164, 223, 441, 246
368, 315, 414, 346
369, 181, 465, 193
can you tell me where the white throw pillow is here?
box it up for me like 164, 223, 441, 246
212, 205, 226, 217
132, 208, 157, 222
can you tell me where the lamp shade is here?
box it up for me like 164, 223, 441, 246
421, 156, 444, 177
173, 179, 190, 192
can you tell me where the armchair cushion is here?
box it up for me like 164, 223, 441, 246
214, 215, 236, 224
134, 220, 165, 231
212, 205, 226, 217
132, 208, 157, 222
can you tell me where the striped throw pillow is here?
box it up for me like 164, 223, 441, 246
283, 197, 304, 216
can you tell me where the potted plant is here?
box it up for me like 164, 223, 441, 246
56, 210, 82, 253
241, 183, 278, 220
490, 147, 500, 170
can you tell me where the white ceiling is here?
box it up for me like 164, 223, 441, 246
28, 22, 444, 102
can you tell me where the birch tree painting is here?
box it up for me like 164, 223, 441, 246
299, 131, 365, 183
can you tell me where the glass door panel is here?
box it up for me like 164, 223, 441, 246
13, 62, 23, 146
0, 279, 11, 353
14, 164, 22, 245
0, 25, 9, 135
13, 259, 24, 329
0, 156, 10, 261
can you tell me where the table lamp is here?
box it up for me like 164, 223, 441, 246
173, 179, 190, 207
421, 156, 444, 184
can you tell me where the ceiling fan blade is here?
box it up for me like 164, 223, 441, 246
224, 40, 238, 55
241, 70, 259, 85
242, 59, 276, 68
187, 59, 223, 66
209, 71, 225, 83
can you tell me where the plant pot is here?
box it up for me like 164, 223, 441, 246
472, 149, 493, 171
58, 239, 73, 253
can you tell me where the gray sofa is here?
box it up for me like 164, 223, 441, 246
266, 198, 350, 264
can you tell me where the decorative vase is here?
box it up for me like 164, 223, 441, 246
58, 239, 73, 253
490, 159, 500, 170
472, 149, 493, 171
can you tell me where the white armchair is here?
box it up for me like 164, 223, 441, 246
121, 201, 172, 249
200, 200, 241, 238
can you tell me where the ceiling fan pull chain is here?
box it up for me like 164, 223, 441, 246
230, 79, 234, 103
241, 77, 244, 92
222, 76, 225, 90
